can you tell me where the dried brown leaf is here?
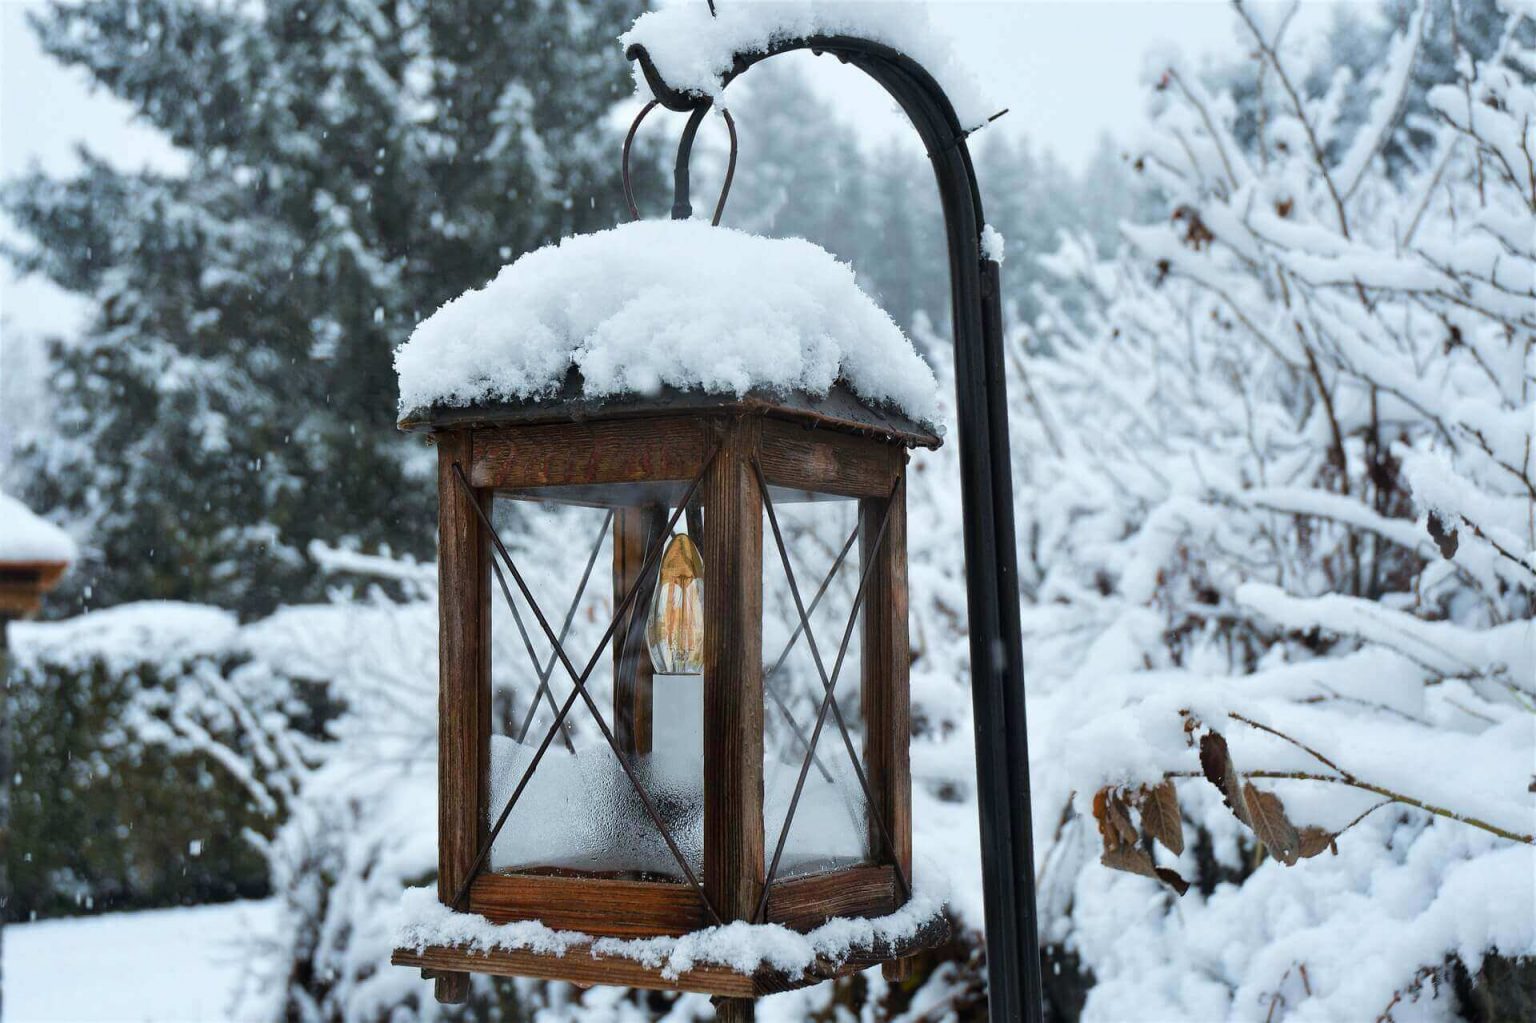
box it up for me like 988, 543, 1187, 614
1100, 844, 1189, 896
1243, 782, 1302, 866
1091, 787, 1114, 847
1139, 780, 1185, 856
1107, 792, 1139, 848
1427, 511, 1459, 559
1154, 866, 1192, 896
1199, 731, 1250, 826
1092, 786, 1141, 853
1297, 826, 1339, 859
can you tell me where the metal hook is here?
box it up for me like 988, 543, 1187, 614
623, 99, 738, 225
621, 99, 659, 221
672, 104, 738, 225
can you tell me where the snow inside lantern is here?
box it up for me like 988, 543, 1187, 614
390, 220, 950, 1002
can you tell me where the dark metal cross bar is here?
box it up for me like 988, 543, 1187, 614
490, 556, 577, 755
752, 462, 910, 922
761, 521, 862, 787
762, 521, 860, 685
448, 459, 722, 922
504, 509, 613, 746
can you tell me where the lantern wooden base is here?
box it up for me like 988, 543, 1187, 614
392, 912, 948, 999
462, 864, 902, 938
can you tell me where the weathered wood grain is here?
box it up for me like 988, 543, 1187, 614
468, 873, 707, 937
391, 914, 949, 998
763, 865, 900, 931
701, 418, 765, 924
861, 473, 914, 982
435, 430, 492, 1002
757, 419, 904, 499
469, 418, 711, 491
613, 505, 668, 756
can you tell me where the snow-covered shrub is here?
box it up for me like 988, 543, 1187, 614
7, 603, 326, 919
1013, 2, 1536, 1018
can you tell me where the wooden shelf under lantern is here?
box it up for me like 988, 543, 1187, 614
392, 373, 948, 1001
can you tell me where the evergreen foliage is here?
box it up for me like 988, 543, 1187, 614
3, 0, 644, 617
7, 653, 274, 921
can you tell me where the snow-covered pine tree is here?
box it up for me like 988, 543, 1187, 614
720, 62, 866, 252
852, 138, 940, 336
3, 0, 643, 616
1012, 2, 1535, 1017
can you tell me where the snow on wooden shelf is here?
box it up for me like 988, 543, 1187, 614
392, 860, 949, 994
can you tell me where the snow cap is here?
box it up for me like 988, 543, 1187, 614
395, 220, 941, 425
0, 491, 77, 567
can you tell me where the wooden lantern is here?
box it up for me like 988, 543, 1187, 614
392, 377, 947, 1002
0, 494, 74, 620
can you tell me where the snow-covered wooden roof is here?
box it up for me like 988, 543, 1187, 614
394, 221, 942, 438
0, 491, 76, 616
0, 492, 76, 567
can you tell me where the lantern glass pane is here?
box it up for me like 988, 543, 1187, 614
484, 490, 704, 882
761, 496, 870, 878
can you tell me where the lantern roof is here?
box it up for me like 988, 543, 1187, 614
0, 490, 76, 616
395, 220, 943, 442
0, 491, 76, 568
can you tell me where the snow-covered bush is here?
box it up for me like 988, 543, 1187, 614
1013, 2, 1536, 1018
7, 603, 324, 919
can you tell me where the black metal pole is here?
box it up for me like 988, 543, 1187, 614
628, 37, 1044, 1023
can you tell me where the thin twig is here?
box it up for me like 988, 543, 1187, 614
1167, 767, 1534, 845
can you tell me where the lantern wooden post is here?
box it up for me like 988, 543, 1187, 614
435, 430, 491, 1004
613, 505, 667, 754
700, 417, 765, 927
862, 470, 914, 982
701, 417, 765, 1023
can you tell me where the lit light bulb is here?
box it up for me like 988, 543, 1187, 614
647, 532, 704, 675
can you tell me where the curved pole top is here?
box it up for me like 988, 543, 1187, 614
624, 34, 987, 230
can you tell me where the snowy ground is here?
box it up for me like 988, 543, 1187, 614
3, 900, 277, 1023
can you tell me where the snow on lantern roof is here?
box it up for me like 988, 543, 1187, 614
395, 220, 942, 430
0, 491, 77, 567
620, 2, 999, 132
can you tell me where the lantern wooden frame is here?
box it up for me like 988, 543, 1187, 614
392, 382, 946, 999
